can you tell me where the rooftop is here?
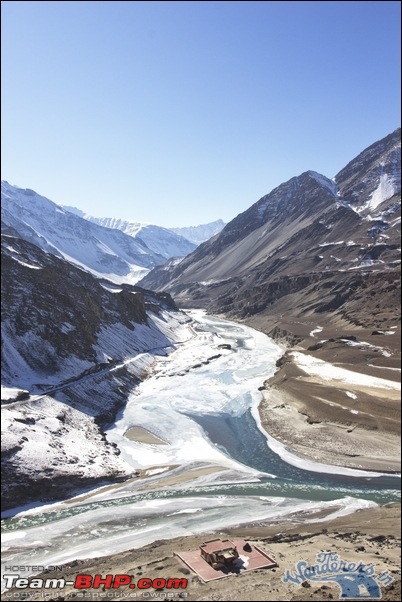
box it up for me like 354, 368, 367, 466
200, 538, 237, 554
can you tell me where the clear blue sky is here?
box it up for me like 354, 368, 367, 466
1, 1, 400, 227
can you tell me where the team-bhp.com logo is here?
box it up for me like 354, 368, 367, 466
3, 573, 188, 593
282, 552, 394, 599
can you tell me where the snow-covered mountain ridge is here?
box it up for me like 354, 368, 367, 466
1, 181, 168, 284
1, 181, 225, 285
63, 207, 226, 253
62, 207, 198, 259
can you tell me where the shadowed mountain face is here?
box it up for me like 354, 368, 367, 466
139, 129, 401, 329
1, 234, 180, 392
1, 233, 189, 510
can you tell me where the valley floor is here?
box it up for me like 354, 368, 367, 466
245, 313, 401, 473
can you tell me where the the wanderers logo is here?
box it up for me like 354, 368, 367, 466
282, 552, 394, 599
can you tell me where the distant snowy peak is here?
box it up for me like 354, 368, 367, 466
88, 216, 146, 237
170, 219, 226, 245
76, 214, 197, 259
62, 206, 222, 256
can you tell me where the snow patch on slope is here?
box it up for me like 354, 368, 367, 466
291, 352, 400, 390
369, 174, 398, 210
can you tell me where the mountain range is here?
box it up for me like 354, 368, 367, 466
62, 209, 226, 254
1, 182, 225, 285
139, 128, 401, 332
61, 207, 198, 259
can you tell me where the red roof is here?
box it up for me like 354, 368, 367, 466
200, 538, 237, 554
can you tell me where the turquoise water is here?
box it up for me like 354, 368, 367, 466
1, 313, 399, 568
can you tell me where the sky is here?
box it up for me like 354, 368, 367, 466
1, 1, 401, 228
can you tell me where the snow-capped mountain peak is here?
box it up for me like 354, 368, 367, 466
63, 211, 198, 259
62, 208, 225, 255
1, 182, 168, 284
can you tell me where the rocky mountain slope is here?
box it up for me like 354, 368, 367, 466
139, 129, 401, 330
1, 232, 193, 510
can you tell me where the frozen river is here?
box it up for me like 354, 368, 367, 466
1, 311, 400, 586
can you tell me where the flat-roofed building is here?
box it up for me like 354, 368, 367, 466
199, 539, 239, 568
